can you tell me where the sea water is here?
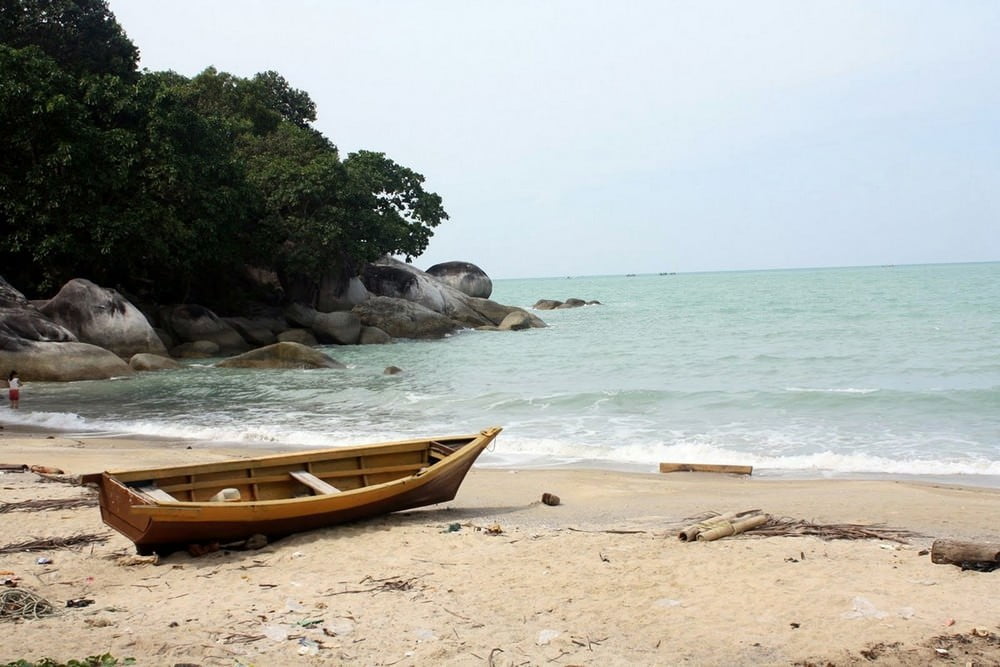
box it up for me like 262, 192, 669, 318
5, 262, 999, 485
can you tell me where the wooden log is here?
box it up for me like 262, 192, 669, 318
659, 462, 753, 475
930, 539, 1000, 566
697, 513, 769, 542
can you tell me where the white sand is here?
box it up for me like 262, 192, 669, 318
1, 432, 998, 666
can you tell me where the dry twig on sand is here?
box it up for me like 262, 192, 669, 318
0, 533, 111, 554
0, 497, 99, 513
751, 516, 922, 543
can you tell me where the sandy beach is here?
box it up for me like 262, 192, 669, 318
1, 428, 998, 666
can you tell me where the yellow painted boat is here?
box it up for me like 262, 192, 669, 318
82, 427, 501, 555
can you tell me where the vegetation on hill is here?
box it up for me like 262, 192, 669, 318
0, 0, 447, 307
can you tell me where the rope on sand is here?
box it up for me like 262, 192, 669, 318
0, 588, 57, 621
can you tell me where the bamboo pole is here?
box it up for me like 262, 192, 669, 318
677, 512, 739, 542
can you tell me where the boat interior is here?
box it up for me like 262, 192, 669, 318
118, 438, 465, 504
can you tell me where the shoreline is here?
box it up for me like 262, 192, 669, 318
4, 417, 999, 491
2, 426, 1000, 664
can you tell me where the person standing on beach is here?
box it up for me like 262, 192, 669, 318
7, 371, 21, 409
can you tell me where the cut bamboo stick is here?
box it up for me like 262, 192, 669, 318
697, 513, 769, 541
677, 512, 739, 542
659, 463, 753, 475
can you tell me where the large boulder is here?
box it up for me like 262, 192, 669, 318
358, 325, 392, 345
352, 297, 463, 339
425, 261, 493, 298
0, 277, 132, 381
39, 279, 167, 358
285, 303, 361, 344
0, 341, 133, 381
0, 306, 77, 350
215, 342, 346, 369
312, 311, 361, 345
161, 304, 249, 354
317, 275, 371, 313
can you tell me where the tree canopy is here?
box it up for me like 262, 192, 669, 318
0, 0, 447, 307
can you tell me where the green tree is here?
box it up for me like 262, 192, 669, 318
0, 0, 139, 80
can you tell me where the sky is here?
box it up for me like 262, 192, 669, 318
107, 1, 1000, 279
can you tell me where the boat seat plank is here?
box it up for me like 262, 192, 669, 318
136, 484, 179, 503
290, 470, 341, 495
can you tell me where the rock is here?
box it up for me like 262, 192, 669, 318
533, 298, 600, 310
277, 329, 318, 346
383, 365, 403, 375
311, 311, 361, 345
284, 302, 317, 328
425, 261, 493, 298
39, 279, 167, 358
223, 317, 278, 347
363, 258, 545, 332
498, 310, 536, 331
352, 297, 463, 339
215, 342, 345, 369
171, 340, 221, 358
161, 304, 249, 354
0, 277, 30, 308
0, 341, 133, 381
0, 306, 77, 350
129, 353, 181, 371
317, 275, 371, 312
358, 325, 392, 345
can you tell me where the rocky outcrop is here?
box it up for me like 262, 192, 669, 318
533, 298, 601, 310
353, 297, 463, 339
38, 279, 167, 358
425, 261, 493, 298
129, 353, 181, 371
161, 304, 250, 354
362, 258, 545, 335
215, 342, 345, 369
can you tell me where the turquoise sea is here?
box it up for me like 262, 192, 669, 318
5, 262, 999, 486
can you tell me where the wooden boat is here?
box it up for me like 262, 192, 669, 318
82, 427, 501, 555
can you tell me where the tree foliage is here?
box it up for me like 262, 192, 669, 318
0, 1, 448, 307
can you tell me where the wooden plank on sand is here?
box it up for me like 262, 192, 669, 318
659, 463, 753, 475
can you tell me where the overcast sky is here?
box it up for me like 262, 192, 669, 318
108, 1, 999, 279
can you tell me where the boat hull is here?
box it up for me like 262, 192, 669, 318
83, 427, 500, 554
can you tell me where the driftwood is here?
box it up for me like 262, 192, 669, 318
659, 462, 752, 475
0, 497, 99, 513
931, 539, 1000, 570
0, 533, 110, 555
0, 464, 28, 473
677, 511, 921, 543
